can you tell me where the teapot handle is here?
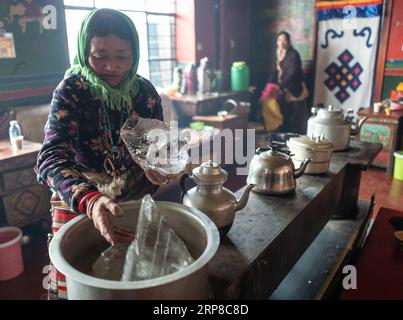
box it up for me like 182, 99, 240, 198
256, 146, 270, 154
179, 173, 190, 201
311, 103, 324, 115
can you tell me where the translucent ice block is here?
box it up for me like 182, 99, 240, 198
90, 245, 128, 281
120, 116, 190, 175
121, 194, 194, 281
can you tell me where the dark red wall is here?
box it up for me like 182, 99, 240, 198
385, 0, 403, 62
219, 0, 251, 90
195, 0, 217, 67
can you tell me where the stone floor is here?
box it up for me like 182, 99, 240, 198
359, 167, 403, 218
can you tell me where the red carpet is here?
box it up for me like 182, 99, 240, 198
340, 207, 403, 300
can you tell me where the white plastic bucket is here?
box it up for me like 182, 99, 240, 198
0, 227, 24, 281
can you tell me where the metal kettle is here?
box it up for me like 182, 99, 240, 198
307, 104, 367, 151
247, 147, 311, 195
180, 160, 254, 235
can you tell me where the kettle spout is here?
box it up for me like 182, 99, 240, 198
294, 158, 311, 179
235, 184, 255, 211
350, 116, 368, 136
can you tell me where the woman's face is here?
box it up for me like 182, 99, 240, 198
277, 34, 289, 51
88, 35, 134, 87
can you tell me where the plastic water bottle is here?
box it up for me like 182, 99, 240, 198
9, 120, 23, 150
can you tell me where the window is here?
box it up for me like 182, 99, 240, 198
63, 0, 176, 89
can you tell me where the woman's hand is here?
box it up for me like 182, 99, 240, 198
145, 162, 193, 186
145, 169, 181, 185
89, 195, 134, 246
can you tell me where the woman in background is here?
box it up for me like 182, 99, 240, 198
267, 31, 308, 134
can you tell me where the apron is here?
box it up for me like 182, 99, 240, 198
47, 194, 78, 300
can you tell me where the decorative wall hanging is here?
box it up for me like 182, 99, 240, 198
0, 0, 69, 108
313, 0, 383, 114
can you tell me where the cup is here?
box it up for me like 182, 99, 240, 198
373, 102, 382, 113
11, 135, 23, 150
217, 111, 228, 118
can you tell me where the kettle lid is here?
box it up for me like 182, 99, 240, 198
310, 104, 347, 126
192, 160, 228, 184
259, 149, 292, 167
288, 134, 334, 151
319, 104, 344, 117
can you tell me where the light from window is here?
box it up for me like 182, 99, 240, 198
147, 14, 175, 88
146, 0, 176, 14
63, 0, 176, 88
123, 12, 149, 78
65, 9, 91, 63
94, 0, 146, 11
64, 0, 94, 7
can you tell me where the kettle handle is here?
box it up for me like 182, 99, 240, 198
311, 103, 324, 115
179, 173, 190, 201
256, 146, 270, 154
293, 158, 311, 179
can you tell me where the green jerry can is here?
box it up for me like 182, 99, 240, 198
231, 61, 250, 92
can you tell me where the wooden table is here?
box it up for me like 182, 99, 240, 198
0, 139, 51, 226
208, 140, 382, 299
169, 91, 251, 127
357, 107, 403, 175
192, 114, 248, 131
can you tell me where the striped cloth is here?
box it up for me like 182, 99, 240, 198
48, 194, 78, 300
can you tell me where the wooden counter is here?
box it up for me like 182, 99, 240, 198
208, 140, 382, 299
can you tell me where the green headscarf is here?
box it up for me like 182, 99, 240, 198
65, 8, 140, 111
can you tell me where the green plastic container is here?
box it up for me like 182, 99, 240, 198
190, 121, 205, 130
393, 151, 403, 181
231, 61, 250, 92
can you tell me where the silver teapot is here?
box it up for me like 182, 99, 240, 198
180, 160, 254, 235
247, 147, 311, 195
307, 104, 367, 151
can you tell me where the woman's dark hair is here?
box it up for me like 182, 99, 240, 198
277, 31, 291, 44
87, 13, 133, 45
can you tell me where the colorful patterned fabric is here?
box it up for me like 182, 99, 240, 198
262, 98, 283, 132
323, 49, 363, 103
313, 0, 383, 113
48, 194, 77, 300
35, 74, 162, 214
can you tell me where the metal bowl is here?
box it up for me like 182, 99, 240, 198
49, 201, 220, 300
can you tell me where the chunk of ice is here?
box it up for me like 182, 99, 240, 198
120, 116, 190, 175
90, 245, 127, 281
121, 194, 195, 281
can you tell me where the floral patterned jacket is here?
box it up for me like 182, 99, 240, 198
35, 74, 163, 213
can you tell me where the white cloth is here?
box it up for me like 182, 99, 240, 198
313, 8, 381, 114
